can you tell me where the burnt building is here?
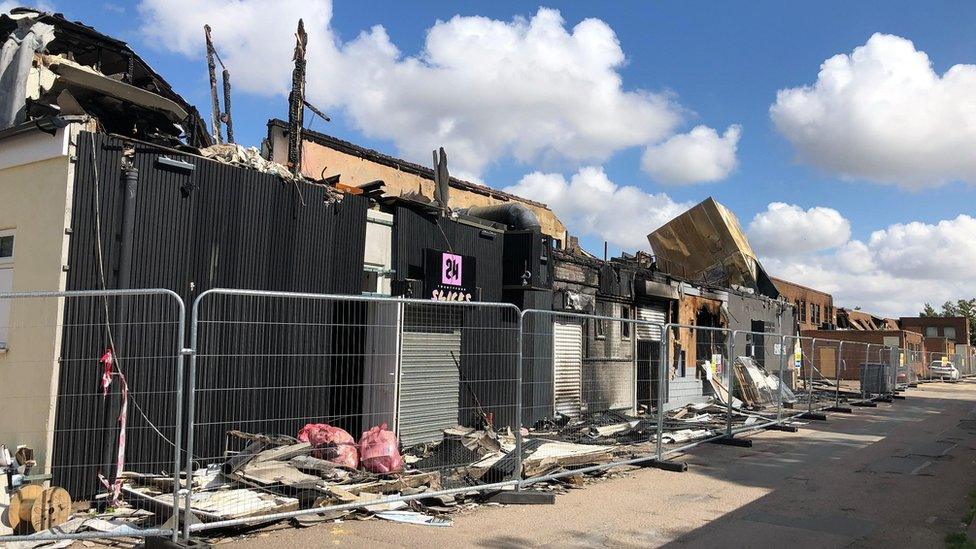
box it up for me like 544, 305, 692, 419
837, 308, 897, 331
547, 244, 638, 419
360, 190, 553, 445
645, 197, 798, 404
772, 277, 835, 331
0, 9, 377, 497
264, 119, 567, 242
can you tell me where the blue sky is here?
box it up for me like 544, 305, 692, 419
19, 1, 976, 315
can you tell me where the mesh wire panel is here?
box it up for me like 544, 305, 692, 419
0, 290, 184, 542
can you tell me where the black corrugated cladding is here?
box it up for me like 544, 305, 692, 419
391, 205, 518, 429
55, 132, 367, 497
391, 205, 560, 432
502, 231, 555, 426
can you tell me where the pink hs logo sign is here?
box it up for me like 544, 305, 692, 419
441, 253, 462, 286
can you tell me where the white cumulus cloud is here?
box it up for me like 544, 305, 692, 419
641, 124, 741, 185
138, 1, 698, 178
867, 215, 976, 280
747, 202, 851, 258
771, 33, 976, 189
758, 210, 976, 317
503, 166, 692, 251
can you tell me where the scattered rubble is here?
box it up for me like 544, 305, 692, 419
200, 143, 296, 181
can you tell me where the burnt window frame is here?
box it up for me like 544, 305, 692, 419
621, 305, 631, 340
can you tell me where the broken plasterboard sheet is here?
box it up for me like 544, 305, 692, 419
375, 510, 452, 527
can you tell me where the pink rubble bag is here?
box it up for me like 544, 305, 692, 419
359, 423, 404, 474
297, 423, 359, 469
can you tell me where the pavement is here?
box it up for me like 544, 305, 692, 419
226, 380, 976, 548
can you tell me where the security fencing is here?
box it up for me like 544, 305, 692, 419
0, 289, 185, 544
0, 288, 923, 544
518, 309, 668, 488
181, 289, 522, 535
957, 350, 976, 377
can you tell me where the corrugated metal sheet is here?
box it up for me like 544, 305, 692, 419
636, 306, 666, 341
54, 132, 369, 497
392, 204, 503, 301
553, 321, 582, 418
398, 330, 461, 446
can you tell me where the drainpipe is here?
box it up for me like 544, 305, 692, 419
101, 159, 139, 497
119, 160, 139, 289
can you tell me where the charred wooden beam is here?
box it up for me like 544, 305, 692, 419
204, 24, 222, 144
287, 19, 307, 176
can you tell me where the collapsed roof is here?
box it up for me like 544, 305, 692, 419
0, 7, 210, 147
647, 197, 780, 298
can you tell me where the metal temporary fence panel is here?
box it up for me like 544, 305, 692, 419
185, 289, 522, 538
397, 330, 461, 446
0, 290, 185, 544
553, 320, 583, 418
636, 306, 665, 341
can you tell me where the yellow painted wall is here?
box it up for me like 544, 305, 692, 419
0, 154, 72, 472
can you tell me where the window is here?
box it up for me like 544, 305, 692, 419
945, 327, 957, 341
925, 326, 938, 337
0, 230, 13, 349
0, 234, 13, 260
799, 300, 807, 323
595, 302, 607, 339
361, 270, 379, 293
621, 306, 631, 339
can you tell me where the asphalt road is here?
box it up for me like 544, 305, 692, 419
230, 380, 976, 548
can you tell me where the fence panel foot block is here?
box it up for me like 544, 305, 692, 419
708, 436, 753, 448
640, 459, 688, 472
763, 424, 799, 432
144, 538, 212, 549
798, 411, 827, 421
484, 490, 556, 505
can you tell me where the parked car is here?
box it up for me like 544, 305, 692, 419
929, 361, 960, 381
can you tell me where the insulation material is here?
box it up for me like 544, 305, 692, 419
733, 356, 776, 408
0, 18, 54, 127
647, 197, 772, 292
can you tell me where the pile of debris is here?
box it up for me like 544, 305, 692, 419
201, 143, 295, 181
0, 8, 210, 146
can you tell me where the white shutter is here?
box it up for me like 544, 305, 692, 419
397, 330, 461, 446
553, 321, 583, 418
636, 306, 666, 341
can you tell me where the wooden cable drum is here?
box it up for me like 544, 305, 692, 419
8, 485, 72, 533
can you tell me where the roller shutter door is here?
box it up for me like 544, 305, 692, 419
553, 321, 583, 418
397, 330, 461, 446
636, 305, 666, 341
